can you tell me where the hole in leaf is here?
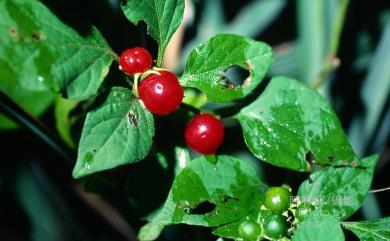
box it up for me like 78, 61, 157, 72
31, 30, 45, 41
188, 200, 216, 215
305, 151, 315, 164
127, 111, 138, 127
327, 156, 334, 162
9, 27, 17, 37
222, 65, 250, 88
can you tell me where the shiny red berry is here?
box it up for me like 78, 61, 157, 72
119, 47, 153, 74
184, 113, 224, 154
138, 70, 183, 115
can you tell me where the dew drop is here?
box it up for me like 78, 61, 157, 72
85, 162, 91, 170
37, 76, 44, 82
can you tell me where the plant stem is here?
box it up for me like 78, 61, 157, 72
205, 154, 217, 164
133, 73, 140, 97
310, 0, 350, 89
124, 75, 133, 88
0, 90, 74, 163
369, 187, 390, 193
157, 46, 164, 67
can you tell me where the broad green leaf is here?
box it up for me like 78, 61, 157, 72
73, 87, 154, 178
298, 155, 378, 220
180, 34, 273, 103
0, 0, 116, 100
138, 222, 166, 241
54, 96, 78, 149
121, 0, 184, 66
292, 214, 345, 241
180, 0, 285, 68
138, 155, 266, 241
236, 76, 355, 171
342, 217, 390, 241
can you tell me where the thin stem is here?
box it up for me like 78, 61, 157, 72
0, 90, 74, 163
369, 187, 390, 193
205, 154, 217, 164
310, 0, 350, 89
124, 75, 133, 88
329, 0, 350, 54
133, 73, 140, 97
157, 47, 164, 67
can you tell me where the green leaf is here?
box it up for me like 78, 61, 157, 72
138, 155, 266, 241
138, 222, 166, 241
121, 0, 184, 66
181, 0, 285, 67
73, 87, 154, 178
0, 0, 116, 100
180, 34, 273, 103
298, 155, 378, 220
54, 96, 78, 149
292, 214, 345, 241
342, 217, 390, 241
236, 76, 355, 171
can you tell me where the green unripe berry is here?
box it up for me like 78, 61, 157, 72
264, 187, 291, 213
238, 221, 261, 241
263, 214, 288, 239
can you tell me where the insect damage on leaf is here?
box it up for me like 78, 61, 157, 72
127, 111, 138, 127
305, 151, 315, 163
178, 200, 217, 215
31, 30, 46, 41
220, 76, 236, 89
188, 200, 217, 215
221, 65, 251, 89
9, 27, 18, 37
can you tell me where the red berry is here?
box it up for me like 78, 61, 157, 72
138, 70, 183, 115
119, 47, 153, 74
184, 113, 224, 154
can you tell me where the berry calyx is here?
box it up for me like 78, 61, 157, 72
264, 186, 291, 213
295, 203, 314, 221
138, 70, 183, 115
119, 47, 153, 75
263, 214, 288, 239
184, 113, 224, 155
238, 221, 261, 241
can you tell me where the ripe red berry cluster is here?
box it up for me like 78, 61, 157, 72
119, 47, 224, 155
119, 47, 183, 115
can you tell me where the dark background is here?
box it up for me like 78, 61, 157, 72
1, 0, 389, 240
